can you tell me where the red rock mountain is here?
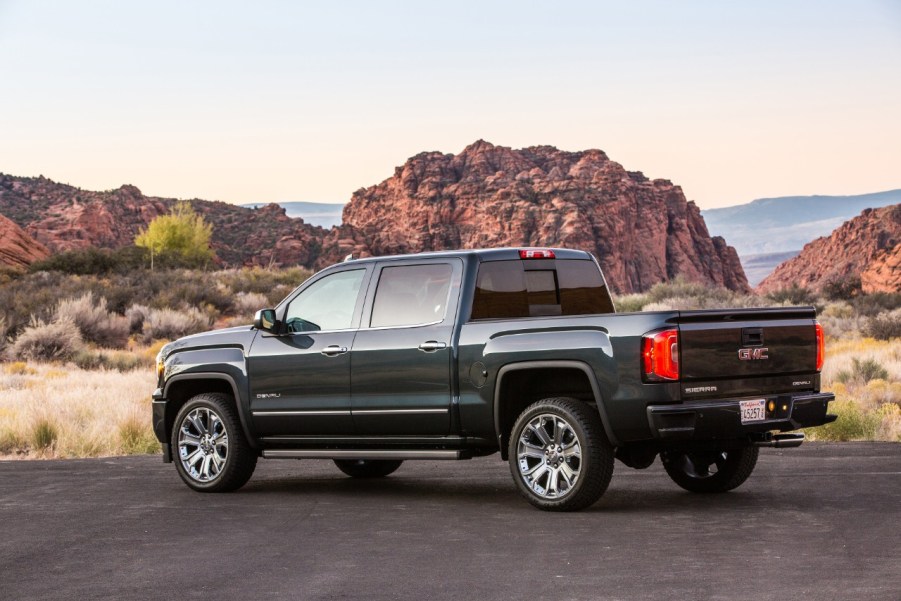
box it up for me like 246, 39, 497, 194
758, 204, 901, 294
1, 142, 749, 294
0, 213, 50, 270
322, 141, 748, 294
0, 174, 324, 268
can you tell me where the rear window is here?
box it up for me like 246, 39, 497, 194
470, 259, 614, 320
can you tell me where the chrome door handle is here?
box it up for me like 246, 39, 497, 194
321, 345, 348, 356
418, 341, 447, 352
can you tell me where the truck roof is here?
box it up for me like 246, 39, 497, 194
341, 247, 594, 264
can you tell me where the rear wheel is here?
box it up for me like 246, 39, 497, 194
660, 446, 759, 493
508, 397, 614, 511
172, 392, 257, 492
334, 459, 403, 478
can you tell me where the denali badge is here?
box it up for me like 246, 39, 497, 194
256, 393, 281, 399
793, 380, 811, 387
738, 347, 769, 360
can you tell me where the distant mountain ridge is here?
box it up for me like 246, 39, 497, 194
702, 189, 901, 256
758, 204, 901, 293
242, 201, 344, 228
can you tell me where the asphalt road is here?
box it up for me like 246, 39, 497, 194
1, 443, 899, 601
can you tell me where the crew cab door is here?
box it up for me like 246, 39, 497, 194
350, 259, 462, 435
246, 266, 371, 436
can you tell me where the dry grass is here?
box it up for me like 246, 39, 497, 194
806, 337, 901, 442
0, 362, 158, 459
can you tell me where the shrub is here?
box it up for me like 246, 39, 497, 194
125, 304, 151, 334
765, 284, 817, 306
7, 316, 84, 362
31, 417, 59, 451
141, 307, 211, 343
118, 412, 160, 455
806, 400, 880, 441
233, 291, 269, 316
835, 357, 890, 385
29, 246, 147, 275
56, 292, 130, 348
72, 349, 150, 372
612, 293, 647, 313
821, 277, 862, 301
5, 362, 35, 375
862, 310, 901, 341
851, 292, 901, 317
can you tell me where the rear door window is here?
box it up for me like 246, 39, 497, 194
370, 263, 454, 328
470, 259, 614, 320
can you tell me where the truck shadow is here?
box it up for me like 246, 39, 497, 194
235, 472, 820, 514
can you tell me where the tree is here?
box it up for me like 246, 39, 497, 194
135, 201, 215, 269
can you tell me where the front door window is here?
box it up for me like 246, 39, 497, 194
284, 269, 365, 332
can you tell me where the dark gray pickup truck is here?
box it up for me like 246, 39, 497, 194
152, 248, 835, 511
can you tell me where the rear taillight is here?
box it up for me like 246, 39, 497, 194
519, 249, 556, 259
643, 329, 679, 381
815, 322, 825, 372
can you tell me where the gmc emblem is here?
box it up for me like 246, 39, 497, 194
738, 347, 769, 360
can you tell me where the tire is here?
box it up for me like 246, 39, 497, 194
508, 397, 614, 511
171, 392, 257, 492
660, 446, 759, 493
334, 459, 403, 478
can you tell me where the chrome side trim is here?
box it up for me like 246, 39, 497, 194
352, 408, 449, 415
263, 449, 462, 460
252, 410, 352, 416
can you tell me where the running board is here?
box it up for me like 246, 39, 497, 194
754, 433, 805, 448
262, 449, 464, 460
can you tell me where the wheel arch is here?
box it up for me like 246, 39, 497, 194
163, 373, 259, 452
493, 360, 619, 459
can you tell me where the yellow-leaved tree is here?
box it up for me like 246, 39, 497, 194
135, 201, 215, 270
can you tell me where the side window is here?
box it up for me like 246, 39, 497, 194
370, 263, 453, 328
471, 259, 614, 320
557, 260, 615, 315
284, 269, 365, 332
471, 261, 528, 320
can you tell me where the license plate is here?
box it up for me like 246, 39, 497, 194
740, 399, 766, 423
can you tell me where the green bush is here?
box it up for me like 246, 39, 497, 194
805, 400, 880, 441
29, 246, 147, 275
31, 418, 59, 451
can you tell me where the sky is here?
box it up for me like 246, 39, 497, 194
0, 1, 899, 209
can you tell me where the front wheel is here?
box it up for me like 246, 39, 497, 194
508, 397, 614, 511
334, 459, 403, 478
660, 446, 759, 493
171, 392, 257, 492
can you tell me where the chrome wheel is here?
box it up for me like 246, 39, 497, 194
516, 413, 582, 499
178, 407, 229, 483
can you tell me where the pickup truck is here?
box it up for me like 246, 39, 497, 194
151, 248, 836, 511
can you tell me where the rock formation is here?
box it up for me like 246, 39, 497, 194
0, 213, 50, 270
0, 175, 324, 268
321, 141, 748, 294
1, 141, 751, 294
758, 204, 901, 294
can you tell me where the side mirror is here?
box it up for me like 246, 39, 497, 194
253, 308, 278, 333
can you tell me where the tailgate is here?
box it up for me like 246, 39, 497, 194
678, 307, 818, 382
